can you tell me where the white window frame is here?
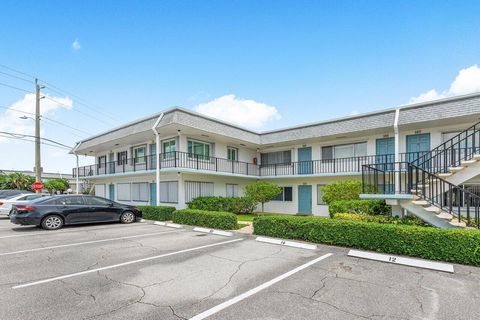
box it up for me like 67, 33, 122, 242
317, 184, 327, 205
163, 139, 176, 159
227, 147, 238, 161
185, 181, 214, 203
187, 139, 211, 160
226, 183, 238, 197
133, 145, 147, 164
132, 182, 149, 202
322, 142, 367, 160
117, 183, 132, 201
272, 186, 293, 201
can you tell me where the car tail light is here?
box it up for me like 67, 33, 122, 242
16, 205, 35, 211
0, 202, 3, 206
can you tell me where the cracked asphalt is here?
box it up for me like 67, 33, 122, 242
0, 218, 479, 320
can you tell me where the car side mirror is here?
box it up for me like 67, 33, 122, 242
108, 202, 114, 207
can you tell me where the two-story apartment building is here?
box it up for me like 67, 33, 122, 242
71, 92, 480, 216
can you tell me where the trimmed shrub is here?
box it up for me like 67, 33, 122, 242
173, 209, 237, 230
253, 215, 480, 266
321, 180, 376, 205
329, 199, 391, 217
138, 205, 176, 221
333, 213, 427, 226
188, 196, 256, 214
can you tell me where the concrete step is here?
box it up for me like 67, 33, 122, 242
472, 154, 480, 160
424, 206, 441, 213
437, 172, 453, 178
461, 159, 477, 166
412, 200, 429, 206
449, 220, 467, 228
449, 166, 464, 173
436, 211, 453, 220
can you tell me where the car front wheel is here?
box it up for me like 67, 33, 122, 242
120, 211, 135, 224
41, 215, 64, 230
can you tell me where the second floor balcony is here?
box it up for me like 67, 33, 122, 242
73, 151, 430, 178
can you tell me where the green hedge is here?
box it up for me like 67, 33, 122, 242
188, 196, 256, 214
253, 215, 480, 266
333, 212, 427, 226
173, 209, 237, 230
328, 199, 391, 217
138, 205, 176, 221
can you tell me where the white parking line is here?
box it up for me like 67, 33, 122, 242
0, 230, 182, 256
13, 238, 244, 289
0, 223, 153, 239
193, 227, 233, 237
189, 253, 333, 320
255, 236, 318, 250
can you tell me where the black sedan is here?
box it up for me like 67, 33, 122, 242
10, 195, 142, 230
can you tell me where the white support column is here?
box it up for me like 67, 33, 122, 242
76, 154, 80, 194
394, 108, 401, 194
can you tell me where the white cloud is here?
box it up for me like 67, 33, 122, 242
0, 93, 73, 141
410, 65, 480, 103
194, 94, 281, 129
72, 39, 81, 51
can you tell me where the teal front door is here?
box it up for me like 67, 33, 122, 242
297, 147, 313, 174
406, 133, 430, 162
150, 183, 157, 206
298, 185, 312, 214
108, 184, 115, 200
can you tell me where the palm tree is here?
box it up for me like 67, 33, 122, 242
0, 173, 35, 190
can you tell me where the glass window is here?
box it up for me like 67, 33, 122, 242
260, 151, 291, 165
133, 146, 146, 164
226, 184, 238, 197
98, 156, 106, 168
163, 139, 176, 157
117, 151, 128, 165
24, 195, 44, 201
273, 187, 293, 201
227, 147, 238, 161
132, 183, 149, 202
188, 140, 211, 160
321, 146, 333, 160
160, 181, 178, 203
185, 181, 214, 203
323, 142, 368, 159
334, 144, 354, 158
354, 142, 367, 157
317, 184, 327, 205
57, 196, 85, 205
117, 183, 131, 201
84, 196, 111, 206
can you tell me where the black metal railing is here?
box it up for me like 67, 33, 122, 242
414, 121, 480, 173
362, 162, 480, 227
73, 151, 451, 178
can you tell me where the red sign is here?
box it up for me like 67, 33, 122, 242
32, 182, 44, 191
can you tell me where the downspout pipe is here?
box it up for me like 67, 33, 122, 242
394, 108, 400, 193
71, 143, 81, 194
152, 113, 164, 205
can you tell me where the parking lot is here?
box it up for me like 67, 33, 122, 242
0, 218, 479, 320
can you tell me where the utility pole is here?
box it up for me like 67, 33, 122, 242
34, 78, 41, 192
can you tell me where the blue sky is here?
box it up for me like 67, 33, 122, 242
1, 0, 480, 173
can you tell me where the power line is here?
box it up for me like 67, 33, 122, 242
0, 105, 92, 137
0, 134, 71, 150
0, 63, 36, 80
0, 70, 34, 84
0, 63, 117, 127
0, 131, 73, 149
0, 81, 33, 94
41, 83, 120, 122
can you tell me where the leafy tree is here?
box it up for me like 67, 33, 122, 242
321, 180, 377, 205
244, 181, 282, 212
0, 173, 35, 190
44, 178, 70, 194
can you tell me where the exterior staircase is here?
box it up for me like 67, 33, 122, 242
362, 121, 480, 229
